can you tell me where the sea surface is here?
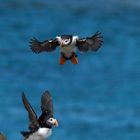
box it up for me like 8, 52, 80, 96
0, 0, 140, 140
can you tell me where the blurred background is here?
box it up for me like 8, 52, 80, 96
0, 0, 140, 140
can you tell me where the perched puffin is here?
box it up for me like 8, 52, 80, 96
30, 32, 103, 65
21, 91, 58, 140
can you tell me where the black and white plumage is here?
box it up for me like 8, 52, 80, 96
30, 32, 103, 65
21, 91, 58, 140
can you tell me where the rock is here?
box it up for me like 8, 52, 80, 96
0, 133, 7, 140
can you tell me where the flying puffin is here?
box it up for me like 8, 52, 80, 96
21, 91, 58, 140
30, 32, 103, 65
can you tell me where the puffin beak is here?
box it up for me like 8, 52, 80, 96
54, 120, 58, 127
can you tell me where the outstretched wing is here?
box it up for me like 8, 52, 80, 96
38, 91, 54, 126
30, 38, 59, 53
22, 93, 39, 130
76, 32, 103, 52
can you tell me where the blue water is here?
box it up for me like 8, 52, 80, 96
0, 0, 140, 140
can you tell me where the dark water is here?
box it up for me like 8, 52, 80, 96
0, 0, 140, 140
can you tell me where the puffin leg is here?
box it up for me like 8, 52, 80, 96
59, 56, 66, 65
70, 54, 78, 64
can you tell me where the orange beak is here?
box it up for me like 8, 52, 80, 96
54, 120, 58, 127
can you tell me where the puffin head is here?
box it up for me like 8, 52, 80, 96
62, 38, 71, 46
47, 118, 58, 127
56, 35, 72, 46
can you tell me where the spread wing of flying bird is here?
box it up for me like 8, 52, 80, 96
38, 91, 54, 126
76, 32, 103, 52
30, 38, 59, 53
22, 93, 39, 130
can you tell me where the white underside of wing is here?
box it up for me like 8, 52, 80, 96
25, 128, 52, 140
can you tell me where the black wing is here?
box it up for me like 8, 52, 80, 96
38, 91, 54, 126
30, 38, 59, 53
22, 93, 39, 130
76, 32, 103, 52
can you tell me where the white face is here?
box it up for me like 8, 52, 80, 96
47, 118, 58, 127
62, 39, 71, 45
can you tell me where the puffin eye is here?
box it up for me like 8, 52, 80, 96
65, 39, 70, 43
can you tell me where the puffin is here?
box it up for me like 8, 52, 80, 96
30, 32, 103, 65
21, 91, 58, 140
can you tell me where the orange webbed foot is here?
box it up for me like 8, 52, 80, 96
59, 57, 66, 65
70, 56, 78, 64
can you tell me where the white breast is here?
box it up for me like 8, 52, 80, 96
38, 128, 52, 137
25, 128, 52, 140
